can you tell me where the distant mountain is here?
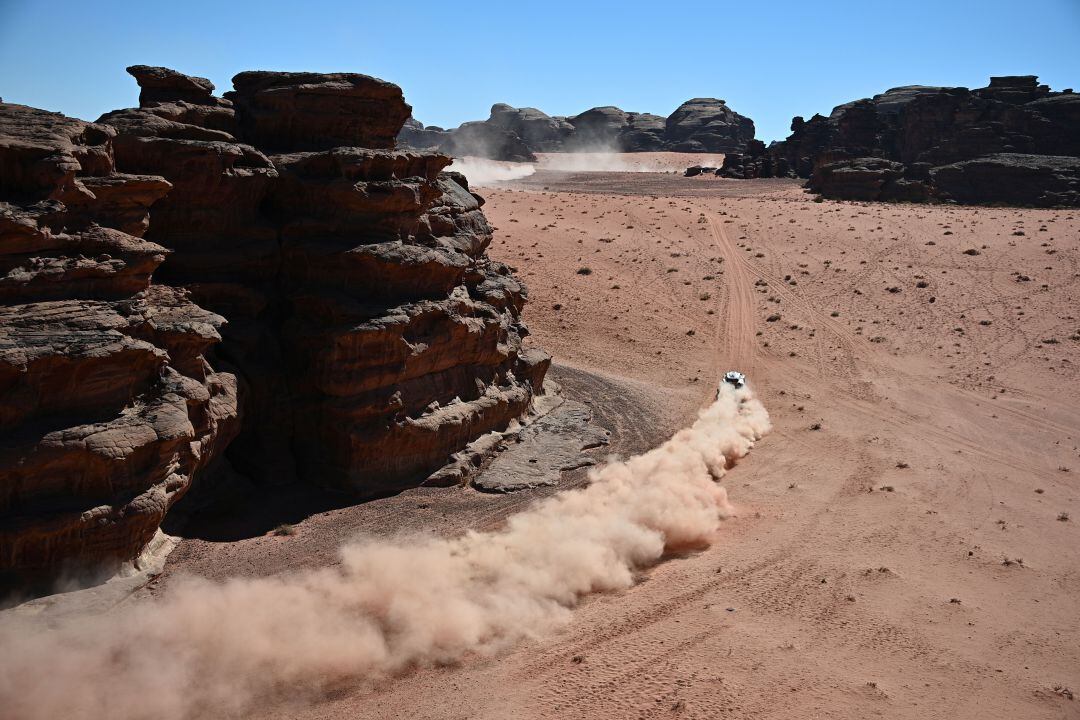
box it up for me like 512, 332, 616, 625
399, 98, 755, 160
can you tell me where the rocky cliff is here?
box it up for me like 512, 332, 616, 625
0, 66, 548, 589
0, 102, 239, 589
398, 98, 755, 157
719, 76, 1080, 206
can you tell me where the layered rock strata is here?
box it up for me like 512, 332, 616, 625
0, 103, 239, 587
100, 66, 549, 492
0, 66, 548, 585
718, 76, 1080, 206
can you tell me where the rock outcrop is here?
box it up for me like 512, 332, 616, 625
398, 98, 755, 158
664, 98, 755, 153
227, 71, 411, 152
1, 66, 548, 587
0, 103, 239, 588
719, 76, 1080, 206
808, 157, 929, 202
439, 121, 537, 162
930, 153, 1080, 207
488, 104, 573, 152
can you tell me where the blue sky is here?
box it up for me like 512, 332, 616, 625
2, 0, 1078, 142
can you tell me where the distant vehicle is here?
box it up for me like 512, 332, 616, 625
722, 371, 746, 389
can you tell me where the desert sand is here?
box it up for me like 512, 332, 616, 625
15, 163, 1078, 720
261, 168, 1076, 719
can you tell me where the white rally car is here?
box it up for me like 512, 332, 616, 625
718, 371, 746, 397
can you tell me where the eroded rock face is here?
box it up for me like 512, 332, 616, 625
488, 104, 572, 152
398, 98, 755, 158
1, 66, 548, 586
719, 76, 1080, 206
439, 121, 537, 162
665, 98, 755, 153
808, 157, 929, 202
0, 103, 239, 587
227, 71, 411, 152
101, 67, 548, 495
930, 153, 1080, 207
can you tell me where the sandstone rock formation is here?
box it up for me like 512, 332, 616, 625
664, 98, 755, 153
929, 153, 1080, 207
439, 121, 537, 162
488, 104, 573, 151
808, 157, 928, 202
0, 103, 239, 589
398, 98, 755, 158
1, 66, 548, 587
719, 76, 1080, 206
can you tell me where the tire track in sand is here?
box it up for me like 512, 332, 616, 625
707, 215, 757, 377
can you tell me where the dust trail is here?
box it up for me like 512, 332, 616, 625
0, 384, 769, 720
535, 151, 727, 173
448, 156, 536, 185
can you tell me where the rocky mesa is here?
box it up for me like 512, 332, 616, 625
398, 97, 756, 158
0, 66, 548, 589
718, 75, 1080, 206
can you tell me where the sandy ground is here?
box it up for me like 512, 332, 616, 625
289, 170, 1076, 719
17, 163, 1078, 719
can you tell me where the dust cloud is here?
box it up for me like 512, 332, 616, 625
536, 151, 715, 173
451, 150, 729, 186
0, 384, 769, 720
448, 156, 536, 184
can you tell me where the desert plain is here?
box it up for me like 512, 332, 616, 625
140, 156, 1080, 719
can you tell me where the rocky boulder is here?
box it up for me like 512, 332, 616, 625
126, 65, 217, 106
227, 71, 411, 151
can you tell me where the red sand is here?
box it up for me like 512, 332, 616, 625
312, 171, 1078, 719
25, 166, 1079, 720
